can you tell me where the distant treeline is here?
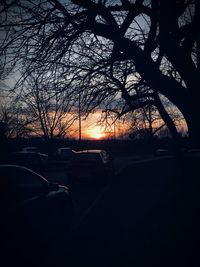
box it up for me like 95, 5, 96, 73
1, 136, 190, 156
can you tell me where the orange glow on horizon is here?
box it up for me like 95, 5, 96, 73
85, 126, 107, 140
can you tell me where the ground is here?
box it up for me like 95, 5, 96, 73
12, 151, 199, 267
66, 154, 200, 267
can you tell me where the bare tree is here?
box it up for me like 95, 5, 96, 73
126, 100, 185, 140
16, 72, 77, 140
0, 0, 200, 146
0, 91, 34, 137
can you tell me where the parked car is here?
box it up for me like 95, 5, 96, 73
0, 164, 71, 207
50, 147, 77, 170
54, 147, 76, 161
67, 149, 115, 185
0, 165, 72, 266
21, 146, 39, 153
7, 151, 48, 172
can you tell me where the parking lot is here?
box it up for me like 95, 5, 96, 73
42, 153, 154, 224
1, 151, 199, 267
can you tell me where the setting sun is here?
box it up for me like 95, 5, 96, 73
86, 126, 106, 140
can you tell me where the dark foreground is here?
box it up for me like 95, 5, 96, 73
1, 154, 200, 267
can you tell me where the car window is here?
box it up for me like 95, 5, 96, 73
0, 167, 48, 202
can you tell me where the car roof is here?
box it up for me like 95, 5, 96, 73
76, 150, 105, 154
12, 151, 47, 155
58, 147, 71, 150
22, 147, 38, 150
13, 151, 37, 154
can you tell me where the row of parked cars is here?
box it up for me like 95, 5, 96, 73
4, 146, 115, 183
1, 147, 115, 225
0, 146, 115, 265
1, 147, 115, 224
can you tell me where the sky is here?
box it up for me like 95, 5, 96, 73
71, 110, 130, 140
0, 0, 188, 141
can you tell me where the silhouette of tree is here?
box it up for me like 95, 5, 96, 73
0, 0, 199, 146
0, 78, 77, 139
0, 92, 34, 138
15, 72, 78, 140
119, 100, 181, 140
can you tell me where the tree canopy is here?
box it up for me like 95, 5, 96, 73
0, 0, 200, 146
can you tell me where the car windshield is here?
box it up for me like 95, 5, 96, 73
60, 150, 71, 154
22, 147, 38, 152
27, 148, 37, 152
73, 153, 101, 162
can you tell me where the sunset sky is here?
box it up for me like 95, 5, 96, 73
72, 110, 130, 140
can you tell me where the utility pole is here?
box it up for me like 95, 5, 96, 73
78, 92, 81, 141
113, 118, 116, 139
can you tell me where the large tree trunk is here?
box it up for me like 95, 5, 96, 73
182, 98, 200, 149
154, 93, 182, 156
96, 29, 200, 148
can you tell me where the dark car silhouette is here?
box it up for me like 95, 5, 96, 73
7, 151, 48, 172
21, 146, 39, 153
0, 165, 73, 266
54, 147, 76, 161
50, 147, 77, 171
67, 149, 115, 185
